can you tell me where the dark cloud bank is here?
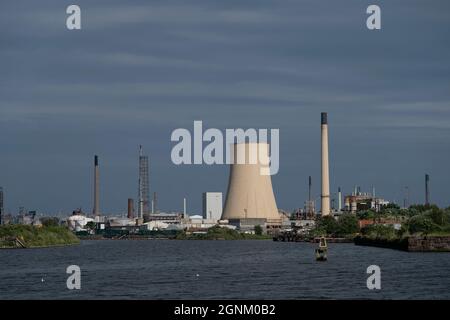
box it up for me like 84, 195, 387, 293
1, 0, 449, 214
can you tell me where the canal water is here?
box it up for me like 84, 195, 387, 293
1, 240, 449, 299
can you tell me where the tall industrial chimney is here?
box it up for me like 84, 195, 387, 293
127, 198, 134, 219
425, 174, 430, 205
183, 197, 187, 217
308, 176, 312, 204
93, 155, 100, 216
321, 112, 331, 216
338, 187, 342, 212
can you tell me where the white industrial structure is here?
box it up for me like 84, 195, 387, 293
221, 143, 281, 232
202, 192, 223, 221
67, 214, 94, 232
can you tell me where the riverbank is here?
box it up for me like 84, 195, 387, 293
354, 235, 450, 252
0, 225, 80, 249
77, 225, 272, 240
273, 233, 353, 243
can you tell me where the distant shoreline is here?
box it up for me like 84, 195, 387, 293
354, 235, 450, 252
0, 225, 80, 249
0, 242, 80, 250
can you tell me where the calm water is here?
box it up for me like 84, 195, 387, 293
0, 240, 449, 299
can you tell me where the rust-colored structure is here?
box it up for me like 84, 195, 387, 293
127, 198, 134, 219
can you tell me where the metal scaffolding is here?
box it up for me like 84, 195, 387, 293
138, 145, 150, 219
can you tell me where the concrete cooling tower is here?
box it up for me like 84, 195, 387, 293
221, 143, 281, 231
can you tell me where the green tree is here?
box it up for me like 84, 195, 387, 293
381, 203, 400, 210
336, 214, 359, 236
409, 204, 439, 213
41, 217, 59, 227
361, 224, 396, 239
429, 208, 449, 226
316, 216, 339, 236
357, 210, 376, 220
408, 215, 440, 235
254, 225, 263, 235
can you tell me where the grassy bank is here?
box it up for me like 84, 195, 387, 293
175, 226, 272, 240
0, 225, 80, 248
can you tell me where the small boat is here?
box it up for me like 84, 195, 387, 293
315, 237, 328, 261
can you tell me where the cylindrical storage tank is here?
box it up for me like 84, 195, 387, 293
351, 201, 357, 213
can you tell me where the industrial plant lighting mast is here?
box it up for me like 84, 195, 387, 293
138, 145, 150, 219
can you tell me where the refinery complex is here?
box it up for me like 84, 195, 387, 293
0, 113, 431, 237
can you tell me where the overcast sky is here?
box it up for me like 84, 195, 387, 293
1, 0, 449, 215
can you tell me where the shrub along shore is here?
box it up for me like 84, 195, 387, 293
0, 224, 80, 249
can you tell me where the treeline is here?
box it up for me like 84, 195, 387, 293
360, 205, 450, 239
310, 214, 359, 238
310, 204, 450, 238
175, 225, 271, 240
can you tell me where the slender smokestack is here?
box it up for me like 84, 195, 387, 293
93, 155, 100, 215
308, 176, 312, 202
425, 174, 430, 205
321, 112, 330, 216
183, 197, 187, 217
338, 187, 342, 212
127, 198, 134, 219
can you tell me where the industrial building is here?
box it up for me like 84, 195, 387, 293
67, 209, 95, 232
202, 192, 223, 221
146, 212, 183, 224
221, 142, 282, 233
344, 191, 389, 213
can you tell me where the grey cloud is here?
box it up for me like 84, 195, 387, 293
1, 0, 449, 214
